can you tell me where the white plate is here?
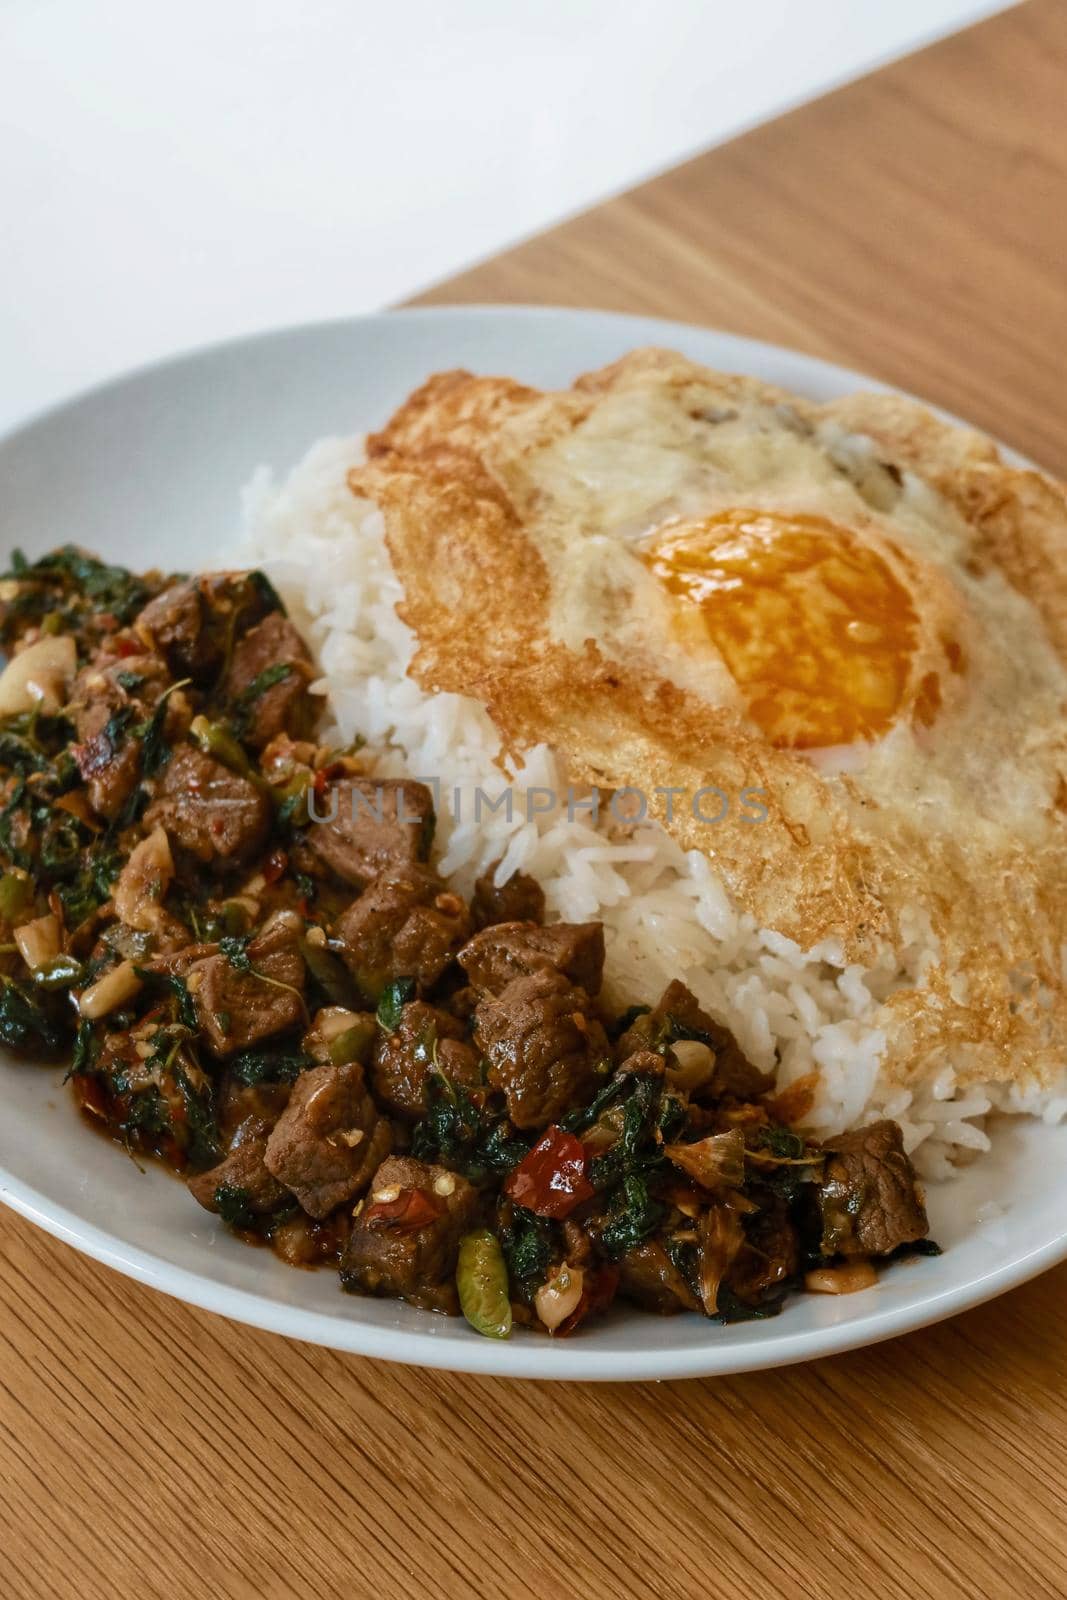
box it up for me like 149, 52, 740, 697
1, 306, 1063, 1380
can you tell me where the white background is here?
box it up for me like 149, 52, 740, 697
1, 0, 1009, 432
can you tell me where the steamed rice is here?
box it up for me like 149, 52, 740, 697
235, 435, 1067, 1181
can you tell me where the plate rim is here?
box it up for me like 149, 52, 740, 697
0, 302, 1059, 1380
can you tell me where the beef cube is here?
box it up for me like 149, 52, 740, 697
335, 866, 470, 998
618, 1239, 701, 1315
187, 1117, 289, 1219
616, 979, 772, 1100
133, 581, 205, 676
144, 744, 270, 866
816, 1120, 929, 1258
307, 777, 434, 888
270, 1209, 352, 1267
371, 999, 481, 1119
458, 919, 605, 997
188, 917, 306, 1057
216, 1075, 292, 1141
133, 571, 276, 682
70, 653, 176, 821
725, 1196, 799, 1306
264, 1058, 391, 1218
223, 612, 315, 749
471, 863, 545, 930
473, 969, 608, 1129
340, 1154, 479, 1314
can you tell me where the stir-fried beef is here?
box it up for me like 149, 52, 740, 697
371, 999, 480, 1118
0, 545, 935, 1341
471, 863, 545, 930
133, 581, 206, 676
144, 744, 270, 866
307, 777, 435, 887
727, 1195, 799, 1306
188, 917, 306, 1056
341, 1155, 479, 1313
264, 1058, 391, 1218
187, 1117, 289, 1219
222, 611, 315, 749
816, 1120, 929, 1257
473, 969, 608, 1128
458, 919, 605, 998
335, 866, 470, 997
70, 653, 179, 820
617, 1240, 701, 1315
133, 571, 276, 682
617, 978, 774, 1100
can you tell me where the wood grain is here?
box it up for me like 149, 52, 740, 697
3, 4, 1067, 1597
415, 1, 1067, 478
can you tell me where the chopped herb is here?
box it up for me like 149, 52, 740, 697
376, 977, 415, 1033
66, 1018, 98, 1080
713, 1284, 790, 1323
133, 697, 170, 777
499, 1208, 555, 1298
753, 1124, 808, 1161
230, 1047, 312, 1086
102, 705, 135, 750
0, 978, 67, 1057
219, 934, 255, 974
39, 815, 83, 877
173, 1061, 222, 1170
558, 1072, 629, 1135
0, 545, 152, 644
0, 732, 47, 774
134, 967, 199, 1030
230, 663, 293, 738
887, 1236, 943, 1260
598, 1174, 664, 1260
0, 779, 30, 869
119, 1084, 170, 1142
411, 1071, 529, 1181
55, 839, 122, 928
215, 1184, 256, 1230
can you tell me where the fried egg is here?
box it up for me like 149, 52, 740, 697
351, 349, 1067, 1093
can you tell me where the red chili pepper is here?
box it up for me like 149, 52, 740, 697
505, 1125, 594, 1220
114, 636, 141, 658
363, 1187, 444, 1234
312, 769, 328, 800
262, 847, 288, 885
556, 1265, 620, 1338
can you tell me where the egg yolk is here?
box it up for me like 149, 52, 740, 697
644, 509, 937, 749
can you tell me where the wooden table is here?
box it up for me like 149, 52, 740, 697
3, 4, 1066, 1596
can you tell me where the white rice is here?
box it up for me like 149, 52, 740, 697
234, 435, 1061, 1182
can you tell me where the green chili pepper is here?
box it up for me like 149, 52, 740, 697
218, 899, 253, 938
32, 953, 84, 992
327, 1018, 376, 1066
456, 1229, 512, 1340
272, 769, 312, 829
189, 714, 265, 790
0, 872, 32, 924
